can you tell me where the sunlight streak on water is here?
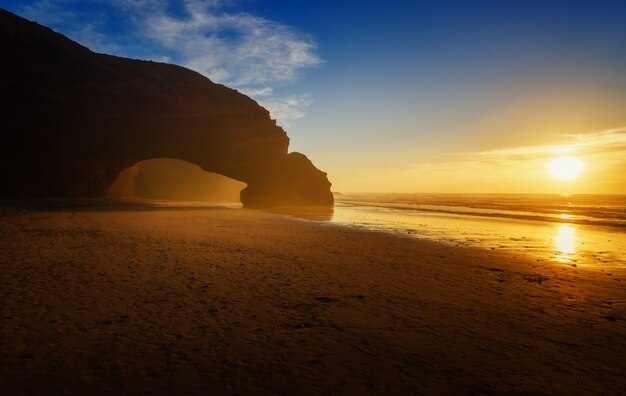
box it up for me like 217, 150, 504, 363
326, 194, 626, 272
554, 225, 576, 263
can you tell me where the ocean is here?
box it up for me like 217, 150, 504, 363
329, 193, 626, 270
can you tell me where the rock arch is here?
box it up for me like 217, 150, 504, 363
108, 158, 246, 202
0, 9, 333, 207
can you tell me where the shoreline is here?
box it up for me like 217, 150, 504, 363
330, 202, 626, 273
1, 202, 625, 394
336, 202, 626, 229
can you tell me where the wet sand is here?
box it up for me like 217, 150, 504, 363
1, 202, 625, 395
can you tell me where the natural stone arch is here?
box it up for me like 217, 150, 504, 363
0, 9, 333, 207
88, 111, 332, 207
108, 158, 246, 203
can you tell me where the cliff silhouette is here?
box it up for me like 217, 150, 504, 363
0, 8, 333, 206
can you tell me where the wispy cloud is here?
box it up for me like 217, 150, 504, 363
341, 127, 626, 193
139, 3, 322, 86
18, 0, 75, 26
257, 94, 313, 127
239, 87, 274, 97
17, 0, 322, 126
454, 126, 626, 162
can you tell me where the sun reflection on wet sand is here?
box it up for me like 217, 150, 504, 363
330, 201, 626, 273
554, 224, 576, 263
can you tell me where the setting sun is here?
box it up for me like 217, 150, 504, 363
548, 157, 585, 181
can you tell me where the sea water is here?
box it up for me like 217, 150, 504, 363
330, 193, 626, 271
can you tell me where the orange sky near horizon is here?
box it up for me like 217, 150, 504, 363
290, 70, 626, 195
319, 126, 626, 195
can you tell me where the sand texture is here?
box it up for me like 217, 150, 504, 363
1, 204, 625, 395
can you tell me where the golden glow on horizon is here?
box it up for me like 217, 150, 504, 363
325, 127, 626, 194
548, 157, 585, 181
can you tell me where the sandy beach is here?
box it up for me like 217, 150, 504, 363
1, 202, 625, 395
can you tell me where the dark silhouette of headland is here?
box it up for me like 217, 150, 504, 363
0, 8, 333, 207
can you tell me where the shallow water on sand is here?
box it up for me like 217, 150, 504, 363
328, 194, 626, 271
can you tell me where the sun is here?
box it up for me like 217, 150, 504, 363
548, 157, 585, 181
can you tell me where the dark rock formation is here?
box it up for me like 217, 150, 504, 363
108, 159, 246, 202
0, 8, 333, 206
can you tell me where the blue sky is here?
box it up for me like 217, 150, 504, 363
4, 0, 626, 193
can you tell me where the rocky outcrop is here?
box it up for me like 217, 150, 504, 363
108, 159, 246, 202
0, 8, 333, 206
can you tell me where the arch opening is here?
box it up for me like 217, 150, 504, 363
107, 158, 247, 204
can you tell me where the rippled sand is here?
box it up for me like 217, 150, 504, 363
1, 202, 625, 395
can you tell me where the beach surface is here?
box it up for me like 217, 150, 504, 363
1, 202, 625, 395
